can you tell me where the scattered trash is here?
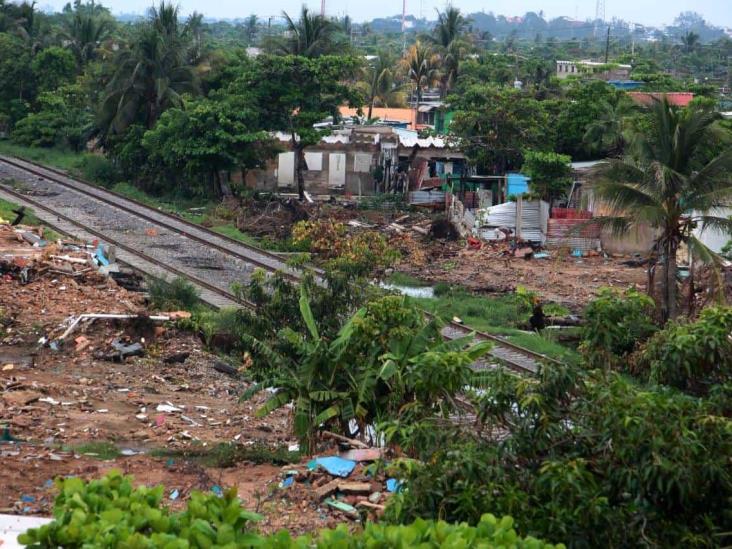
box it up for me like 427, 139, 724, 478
211, 485, 223, 497
163, 352, 190, 364
533, 251, 550, 259
20, 495, 35, 503
170, 489, 180, 500
368, 491, 382, 503
279, 477, 295, 489
340, 448, 383, 462
308, 456, 357, 478
156, 403, 183, 413
109, 339, 144, 362
386, 478, 402, 493
324, 499, 359, 518
571, 248, 583, 257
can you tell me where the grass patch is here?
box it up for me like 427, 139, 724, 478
409, 287, 579, 363
148, 276, 201, 311
152, 442, 301, 468
0, 141, 92, 173
385, 272, 430, 287
71, 441, 122, 460
0, 197, 63, 240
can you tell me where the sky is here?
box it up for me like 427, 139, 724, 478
37, 0, 732, 28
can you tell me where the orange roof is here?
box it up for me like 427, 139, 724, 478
339, 106, 416, 129
627, 92, 695, 107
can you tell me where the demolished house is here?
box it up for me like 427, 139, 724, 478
244, 126, 466, 197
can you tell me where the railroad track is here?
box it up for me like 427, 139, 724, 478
0, 154, 552, 375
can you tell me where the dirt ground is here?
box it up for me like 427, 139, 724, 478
0, 233, 361, 536
392, 233, 648, 310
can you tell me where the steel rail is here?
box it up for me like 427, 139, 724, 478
0, 154, 313, 284
1, 155, 556, 375
0, 184, 254, 310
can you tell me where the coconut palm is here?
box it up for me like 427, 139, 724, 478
591, 98, 732, 320
401, 40, 440, 106
426, 6, 470, 94
277, 6, 337, 57
365, 51, 401, 119
243, 14, 257, 45
97, 2, 198, 136
60, 10, 113, 65
583, 96, 636, 157
680, 31, 699, 53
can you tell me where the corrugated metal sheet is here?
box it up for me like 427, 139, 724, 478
476, 199, 548, 244
545, 218, 600, 251
408, 190, 446, 206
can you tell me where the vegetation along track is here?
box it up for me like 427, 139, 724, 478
0, 154, 550, 375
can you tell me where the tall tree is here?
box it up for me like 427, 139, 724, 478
583, 95, 636, 157
364, 51, 400, 120
234, 55, 361, 200
592, 99, 732, 320
680, 30, 700, 53
277, 6, 338, 58
60, 7, 113, 65
401, 40, 439, 106
450, 84, 551, 174
426, 6, 470, 93
141, 97, 271, 197
243, 14, 257, 45
97, 2, 198, 136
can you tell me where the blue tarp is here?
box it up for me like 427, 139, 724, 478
308, 456, 356, 478
507, 173, 530, 196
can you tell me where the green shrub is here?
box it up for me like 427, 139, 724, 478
20, 472, 562, 548
632, 306, 732, 394
77, 155, 122, 186
388, 367, 732, 547
148, 277, 200, 311
579, 287, 657, 368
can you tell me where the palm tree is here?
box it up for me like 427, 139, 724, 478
680, 31, 699, 53
365, 51, 400, 119
61, 9, 113, 65
591, 99, 732, 321
97, 2, 198, 136
583, 96, 635, 157
278, 6, 337, 57
243, 14, 257, 45
425, 6, 469, 95
401, 40, 439, 106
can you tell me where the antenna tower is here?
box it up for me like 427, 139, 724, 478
321, 0, 326, 17
594, 0, 605, 37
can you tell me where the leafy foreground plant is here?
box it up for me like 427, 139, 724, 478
386, 365, 732, 547
631, 306, 732, 395
19, 471, 562, 548
579, 287, 657, 369
245, 291, 492, 453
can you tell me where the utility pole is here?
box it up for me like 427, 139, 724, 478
604, 26, 610, 64
321, 0, 325, 17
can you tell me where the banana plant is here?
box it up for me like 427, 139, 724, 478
243, 289, 493, 452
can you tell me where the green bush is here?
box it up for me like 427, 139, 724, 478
632, 306, 732, 394
148, 277, 200, 311
245, 291, 491, 452
77, 155, 122, 186
20, 472, 562, 548
579, 287, 657, 369
11, 85, 92, 151
388, 366, 732, 547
